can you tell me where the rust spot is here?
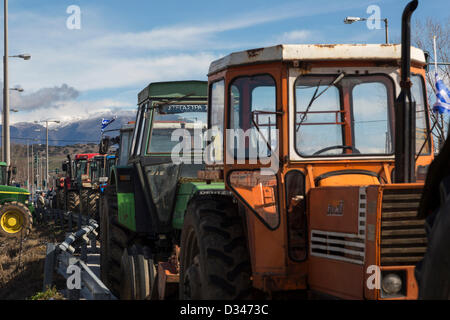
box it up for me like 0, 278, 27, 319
314, 44, 337, 48
247, 47, 264, 58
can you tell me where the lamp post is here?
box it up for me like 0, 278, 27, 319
34, 120, 60, 189
3, 0, 31, 168
344, 16, 389, 44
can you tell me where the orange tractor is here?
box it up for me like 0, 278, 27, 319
180, 0, 430, 299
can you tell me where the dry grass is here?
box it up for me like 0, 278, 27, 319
0, 221, 66, 300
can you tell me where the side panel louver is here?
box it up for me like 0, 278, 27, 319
380, 188, 426, 266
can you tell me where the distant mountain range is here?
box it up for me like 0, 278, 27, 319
7, 110, 136, 146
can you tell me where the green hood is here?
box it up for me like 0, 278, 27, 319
0, 185, 30, 195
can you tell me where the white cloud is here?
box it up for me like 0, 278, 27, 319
277, 30, 314, 43
10, 98, 134, 125
2, 0, 377, 124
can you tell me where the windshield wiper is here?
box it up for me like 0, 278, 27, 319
296, 72, 345, 132
251, 110, 283, 163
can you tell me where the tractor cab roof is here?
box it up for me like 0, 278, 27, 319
75, 153, 99, 160
138, 80, 207, 105
120, 122, 135, 132
208, 44, 427, 75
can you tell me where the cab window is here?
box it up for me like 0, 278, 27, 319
228, 74, 277, 159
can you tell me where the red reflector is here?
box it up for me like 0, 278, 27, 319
119, 175, 131, 181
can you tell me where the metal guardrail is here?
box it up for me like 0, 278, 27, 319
42, 208, 116, 300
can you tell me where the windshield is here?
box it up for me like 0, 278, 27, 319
75, 159, 88, 179
295, 74, 396, 157
146, 103, 207, 155
119, 130, 132, 166
106, 157, 116, 175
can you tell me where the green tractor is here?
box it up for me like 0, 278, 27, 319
101, 80, 230, 299
0, 162, 34, 238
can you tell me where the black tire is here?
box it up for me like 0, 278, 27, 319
67, 191, 80, 212
57, 190, 65, 210
99, 195, 110, 287
0, 201, 33, 239
80, 189, 89, 215
417, 175, 450, 299
102, 185, 129, 298
119, 244, 156, 300
179, 196, 252, 300
88, 191, 100, 219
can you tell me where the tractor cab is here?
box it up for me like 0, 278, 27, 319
206, 40, 432, 299
117, 122, 134, 166
92, 154, 116, 191
0, 162, 8, 185
74, 153, 99, 188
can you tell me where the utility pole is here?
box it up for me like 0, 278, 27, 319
3, 0, 9, 165
35, 120, 59, 190
2, 0, 30, 167
31, 143, 33, 194
27, 140, 29, 191
37, 153, 40, 190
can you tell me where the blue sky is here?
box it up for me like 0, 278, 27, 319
1, 0, 448, 124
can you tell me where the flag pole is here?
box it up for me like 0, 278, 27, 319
433, 35, 438, 72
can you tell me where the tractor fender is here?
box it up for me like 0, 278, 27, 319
109, 165, 152, 233
109, 165, 134, 193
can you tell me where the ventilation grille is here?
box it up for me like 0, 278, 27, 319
380, 188, 427, 266
311, 230, 365, 265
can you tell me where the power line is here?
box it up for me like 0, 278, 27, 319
0, 135, 99, 143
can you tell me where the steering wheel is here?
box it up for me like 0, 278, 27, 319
313, 145, 361, 155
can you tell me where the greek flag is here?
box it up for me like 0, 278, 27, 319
101, 116, 116, 132
433, 72, 450, 114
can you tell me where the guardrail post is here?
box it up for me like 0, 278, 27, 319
81, 241, 88, 262
43, 243, 56, 291
58, 209, 63, 227
68, 211, 73, 231
77, 212, 82, 230
89, 232, 97, 252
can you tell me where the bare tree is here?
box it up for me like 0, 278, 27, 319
414, 17, 450, 152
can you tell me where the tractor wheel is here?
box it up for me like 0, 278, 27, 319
99, 195, 111, 288
57, 190, 65, 210
119, 244, 156, 300
80, 189, 89, 215
0, 201, 33, 238
88, 191, 100, 219
67, 191, 80, 212
102, 185, 129, 298
179, 197, 252, 300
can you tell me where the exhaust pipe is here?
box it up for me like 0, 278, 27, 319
67, 154, 73, 180
394, 0, 418, 183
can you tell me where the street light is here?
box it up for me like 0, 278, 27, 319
34, 120, 60, 189
10, 87, 23, 92
344, 16, 389, 44
3, 0, 31, 168
9, 53, 31, 60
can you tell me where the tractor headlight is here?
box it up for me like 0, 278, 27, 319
381, 273, 403, 295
